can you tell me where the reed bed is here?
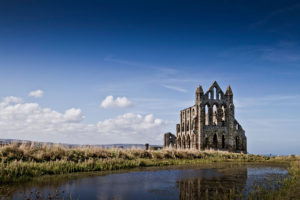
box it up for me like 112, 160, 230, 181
0, 143, 299, 190
248, 160, 300, 199
0, 143, 276, 163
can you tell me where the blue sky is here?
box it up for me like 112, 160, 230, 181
0, 0, 300, 155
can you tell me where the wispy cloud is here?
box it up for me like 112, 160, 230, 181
162, 85, 187, 93
104, 56, 177, 75
220, 42, 300, 63
235, 94, 300, 108
104, 56, 146, 67
162, 78, 200, 83
250, 3, 300, 28
155, 67, 178, 75
132, 97, 193, 111
261, 45, 300, 62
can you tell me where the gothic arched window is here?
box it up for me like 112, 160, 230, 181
222, 135, 225, 148
213, 104, 218, 125
213, 87, 217, 99
222, 105, 226, 122
236, 136, 239, 150
205, 105, 209, 125
213, 133, 218, 148
218, 93, 222, 100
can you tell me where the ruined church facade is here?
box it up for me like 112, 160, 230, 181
164, 82, 247, 153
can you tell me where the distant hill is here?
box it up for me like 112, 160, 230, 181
0, 139, 161, 149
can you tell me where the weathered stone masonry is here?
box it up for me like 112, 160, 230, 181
164, 81, 247, 153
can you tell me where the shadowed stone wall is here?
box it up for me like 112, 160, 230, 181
164, 132, 177, 148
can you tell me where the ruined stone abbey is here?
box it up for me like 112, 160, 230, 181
164, 81, 247, 153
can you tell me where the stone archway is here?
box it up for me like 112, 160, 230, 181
191, 134, 196, 149
177, 136, 181, 149
187, 135, 191, 149
236, 136, 239, 150
213, 133, 218, 149
222, 135, 225, 149
205, 137, 209, 149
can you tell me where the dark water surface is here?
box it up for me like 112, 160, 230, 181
0, 163, 288, 200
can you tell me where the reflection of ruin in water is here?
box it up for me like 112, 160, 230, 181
1, 164, 287, 200
177, 167, 247, 200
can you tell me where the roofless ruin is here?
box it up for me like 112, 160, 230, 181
164, 81, 247, 153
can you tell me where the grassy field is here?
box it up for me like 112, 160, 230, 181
0, 143, 299, 199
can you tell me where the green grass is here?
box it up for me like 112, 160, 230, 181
0, 143, 299, 199
247, 160, 300, 199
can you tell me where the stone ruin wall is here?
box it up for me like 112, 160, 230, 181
163, 81, 247, 153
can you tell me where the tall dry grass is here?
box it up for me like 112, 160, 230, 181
0, 142, 272, 163
0, 142, 299, 184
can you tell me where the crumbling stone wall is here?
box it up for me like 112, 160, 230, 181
164, 132, 177, 148
173, 81, 247, 153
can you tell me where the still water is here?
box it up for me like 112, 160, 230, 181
0, 163, 288, 200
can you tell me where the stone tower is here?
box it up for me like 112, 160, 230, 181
174, 81, 247, 153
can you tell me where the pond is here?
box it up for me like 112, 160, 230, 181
0, 162, 288, 200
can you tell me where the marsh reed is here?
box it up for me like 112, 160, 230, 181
0, 142, 299, 200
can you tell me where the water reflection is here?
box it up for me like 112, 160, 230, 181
177, 167, 248, 200
0, 163, 287, 200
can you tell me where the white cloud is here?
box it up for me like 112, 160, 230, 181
63, 108, 85, 123
95, 113, 166, 143
97, 113, 164, 134
0, 96, 166, 145
100, 96, 133, 108
28, 90, 44, 98
1, 96, 23, 105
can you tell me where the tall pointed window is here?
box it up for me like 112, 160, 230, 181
187, 135, 191, 149
222, 135, 225, 148
213, 134, 218, 148
213, 104, 218, 125
218, 93, 222, 100
213, 87, 217, 99
205, 105, 209, 125
177, 137, 181, 148
205, 137, 209, 148
222, 105, 226, 122
192, 134, 195, 149
236, 136, 239, 150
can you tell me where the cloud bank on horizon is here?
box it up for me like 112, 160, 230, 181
0, 95, 165, 145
